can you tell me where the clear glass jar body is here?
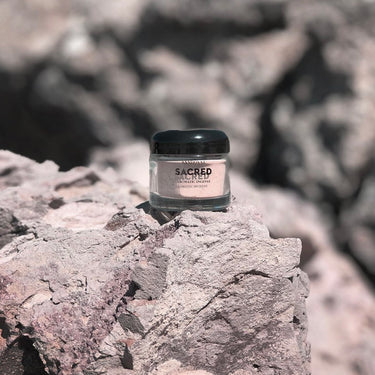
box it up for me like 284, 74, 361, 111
149, 153, 230, 211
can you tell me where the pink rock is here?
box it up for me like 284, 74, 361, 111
0, 151, 310, 375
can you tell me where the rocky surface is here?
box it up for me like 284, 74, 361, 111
340, 167, 375, 281
0, 151, 310, 375
230, 173, 375, 375
91, 141, 375, 375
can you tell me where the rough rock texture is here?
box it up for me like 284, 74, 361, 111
0, 151, 310, 375
230, 173, 375, 375
91, 142, 375, 375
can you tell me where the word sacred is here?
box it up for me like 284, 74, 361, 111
175, 167, 212, 176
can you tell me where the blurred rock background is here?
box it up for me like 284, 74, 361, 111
0, 0, 375, 374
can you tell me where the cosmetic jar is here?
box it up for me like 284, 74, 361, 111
149, 129, 230, 211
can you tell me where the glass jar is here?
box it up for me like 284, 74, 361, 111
149, 129, 230, 211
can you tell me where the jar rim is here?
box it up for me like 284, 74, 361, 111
151, 129, 230, 154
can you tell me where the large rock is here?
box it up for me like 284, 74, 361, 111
92, 142, 375, 375
340, 167, 375, 279
230, 173, 375, 375
0, 151, 310, 375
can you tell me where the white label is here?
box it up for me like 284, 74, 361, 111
156, 159, 226, 198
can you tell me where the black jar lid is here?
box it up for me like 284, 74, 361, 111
151, 129, 229, 154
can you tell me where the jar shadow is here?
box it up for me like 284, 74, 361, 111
136, 201, 180, 225
136, 200, 231, 226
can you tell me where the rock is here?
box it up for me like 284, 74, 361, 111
231, 172, 334, 266
0, 208, 27, 249
0, 151, 310, 375
253, 0, 375, 211
92, 144, 333, 267
2, 0, 375, 370
90, 142, 150, 188
306, 248, 375, 375
14, 142, 375, 375
0, 0, 70, 71
230, 172, 375, 375
340, 169, 375, 279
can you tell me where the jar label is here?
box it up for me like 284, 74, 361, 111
155, 159, 227, 198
